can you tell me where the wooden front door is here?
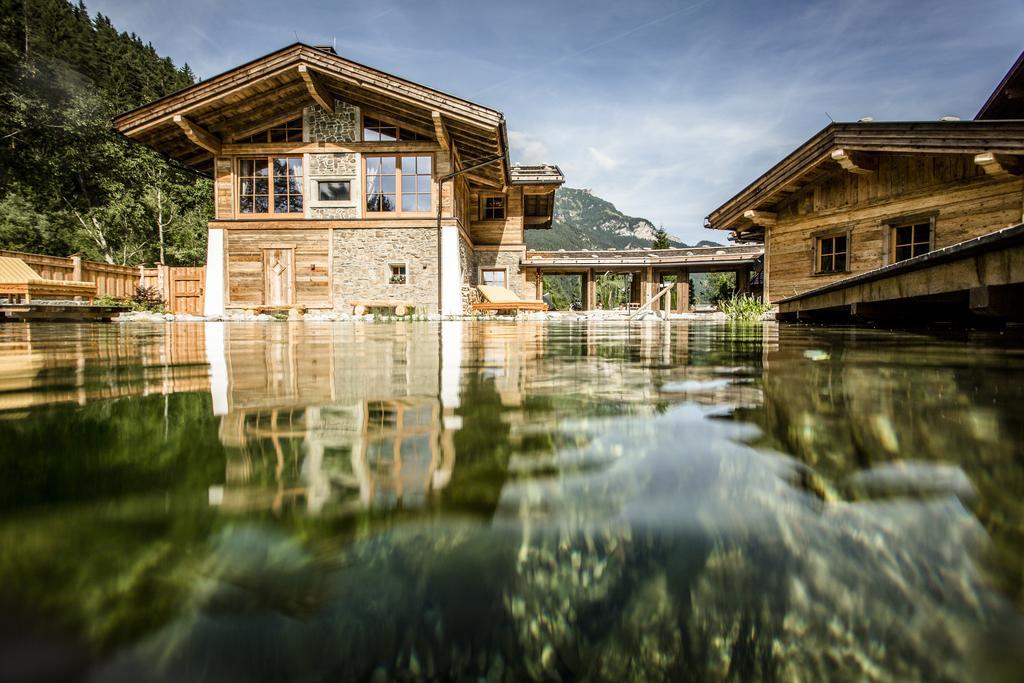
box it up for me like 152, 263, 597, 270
263, 248, 294, 306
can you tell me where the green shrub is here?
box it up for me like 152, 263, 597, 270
720, 294, 772, 321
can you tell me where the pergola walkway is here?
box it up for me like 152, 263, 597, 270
521, 245, 764, 312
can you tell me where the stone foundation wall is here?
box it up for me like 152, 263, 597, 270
459, 235, 480, 311
305, 100, 359, 143
332, 228, 438, 313
474, 248, 529, 299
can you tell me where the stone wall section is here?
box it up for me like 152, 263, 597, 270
308, 152, 359, 219
474, 248, 529, 299
459, 234, 480, 311
305, 100, 359, 143
332, 228, 438, 313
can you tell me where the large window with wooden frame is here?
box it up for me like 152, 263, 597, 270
362, 115, 429, 142
482, 195, 506, 220
480, 268, 507, 288
815, 233, 848, 274
238, 157, 304, 215
239, 117, 303, 143
364, 155, 433, 214
890, 221, 932, 262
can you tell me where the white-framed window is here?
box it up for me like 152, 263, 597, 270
389, 262, 408, 285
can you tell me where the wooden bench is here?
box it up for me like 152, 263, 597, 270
471, 285, 548, 314
349, 300, 415, 316
0, 256, 97, 304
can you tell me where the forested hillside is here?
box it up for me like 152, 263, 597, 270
526, 187, 719, 251
0, 0, 211, 265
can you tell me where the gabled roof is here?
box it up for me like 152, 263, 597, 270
510, 164, 565, 185
113, 43, 513, 183
704, 120, 1024, 233
976, 50, 1024, 120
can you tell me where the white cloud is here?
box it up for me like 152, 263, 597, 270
507, 130, 551, 164
587, 147, 619, 171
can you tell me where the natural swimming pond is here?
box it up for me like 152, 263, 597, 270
0, 321, 1022, 682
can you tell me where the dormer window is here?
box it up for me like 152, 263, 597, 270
239, 118, 303, 143
363, 115, 429, 142
482, 195, 506, 220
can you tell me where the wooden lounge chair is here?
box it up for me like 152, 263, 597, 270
0, 256, 97, 303
471, 284, 548, 313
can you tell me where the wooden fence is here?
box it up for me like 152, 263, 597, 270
0, 249, 205, 314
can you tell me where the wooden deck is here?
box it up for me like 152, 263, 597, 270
777, 223, 1024, 323
0, 303, 130, 322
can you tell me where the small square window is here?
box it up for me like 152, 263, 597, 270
481, 268, 506, 288
483, 196, 506, 220
317, 180, 351, 202
389, 264, 407, 285
816, 234, 848, 274
890, 221, 931, 263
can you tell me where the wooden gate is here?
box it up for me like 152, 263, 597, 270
166, 266, 205, 315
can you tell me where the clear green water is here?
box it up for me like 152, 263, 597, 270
0, 321, 1022, 682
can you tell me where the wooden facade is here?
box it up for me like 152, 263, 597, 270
114, 44, 563, 315
705, 52, 1024, 308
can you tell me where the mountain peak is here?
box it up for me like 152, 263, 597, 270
525, 187, 719, 251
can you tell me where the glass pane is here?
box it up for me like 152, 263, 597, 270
913, 243, 929, 257
402, 195, 416, 212
273, 158, 288, 174
366, 175, 380, 194
274, 177, 288, 194
402, 175, 416, 193
367, 195, 379, 212
417, 195, 431, 212
895, 225, 912, 245
382, 195, 395, 212
820, 255, 832, 273
289, 177, 302, 194
366, 157, 381, 173
239, 179, 252, 195
254, 160, 268, 176
834, 253, 846, 272
254, 179, 269, 194
401, 157, 416, 173
288, 158, 303, 174
319, 181, 350, 201
274, 195, 288, 213
835, 235, 847, 253
380, 127, 397, 141
239, 159, 254, 176
418, 156, 431, 174
270, 129, 286, 142
381, 176, 395, 194
255, 196, 269, 213
381, 157, 396, 173
895, 245, 912, 262
239, 196, 254, 213
289, 195, 303, 212
417, 176, 431, 193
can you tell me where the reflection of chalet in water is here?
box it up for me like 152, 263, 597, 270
705, 51, 1024, 323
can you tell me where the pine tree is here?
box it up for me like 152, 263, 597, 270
652, 225, 671, 249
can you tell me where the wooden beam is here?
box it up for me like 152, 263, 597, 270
742, 210, 777, 227
298, 64, 334, 113
974, 151, 1023, 176
172, 115, 221, 155
431, 111, 450, 151
830, 148, 878, 174
465, 172, 503, 189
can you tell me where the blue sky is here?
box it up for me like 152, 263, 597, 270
92, 0, 1023, 244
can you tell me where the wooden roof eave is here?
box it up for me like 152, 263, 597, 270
705, 120, 1024, 231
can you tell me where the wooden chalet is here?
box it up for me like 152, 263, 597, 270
113, 44, 564, 316
705, 51, 1024, 322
